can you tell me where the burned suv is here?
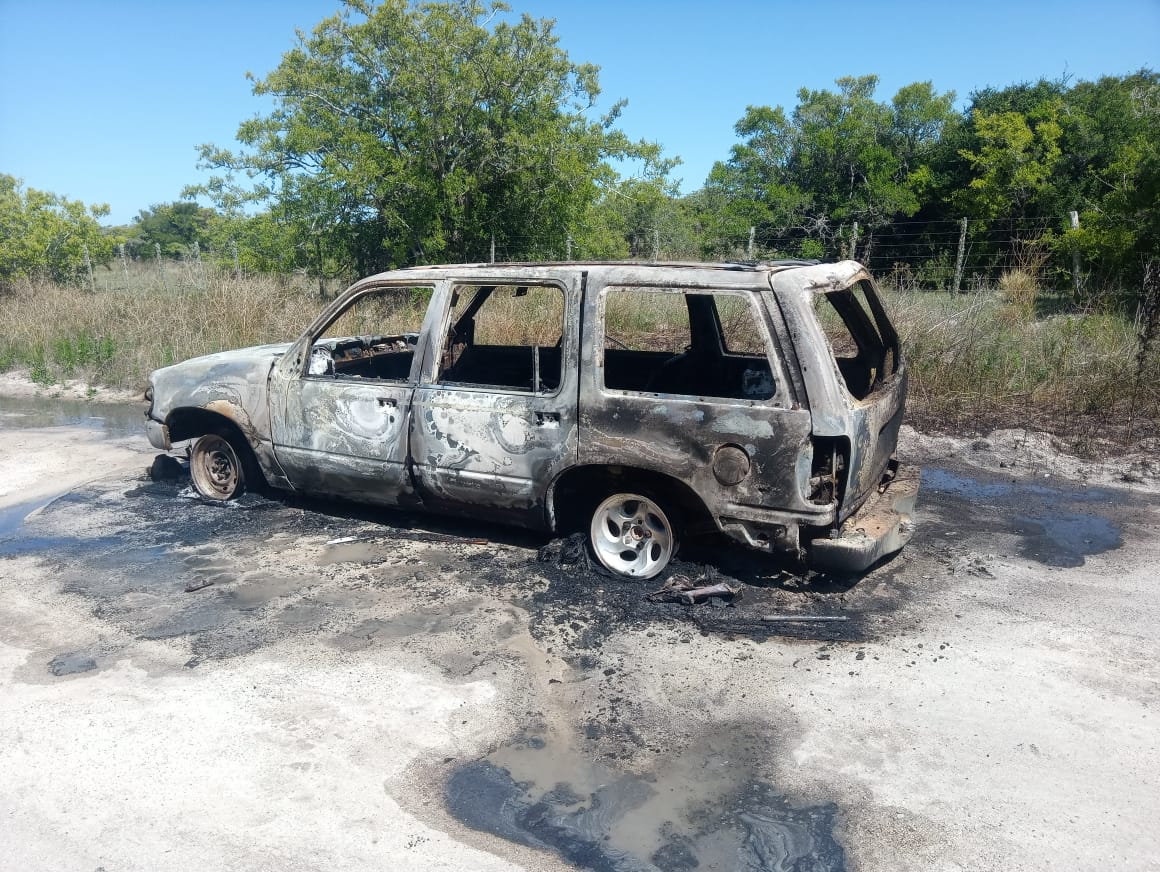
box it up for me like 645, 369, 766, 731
145, 261, 918, 578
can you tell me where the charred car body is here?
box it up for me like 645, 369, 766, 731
145, 261, 918, 578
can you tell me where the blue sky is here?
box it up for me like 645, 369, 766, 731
1, 0, 1157, 225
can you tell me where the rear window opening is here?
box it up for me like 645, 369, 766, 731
812, 280, 899, 400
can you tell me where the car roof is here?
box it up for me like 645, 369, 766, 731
349, 259, 832, 290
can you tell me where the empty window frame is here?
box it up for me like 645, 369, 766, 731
438, 283, 565, 394
602, 287, 777, 400
811, 279, 900, 400
307, 285, 433, 380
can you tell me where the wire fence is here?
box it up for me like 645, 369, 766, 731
94, 213, 1104, 302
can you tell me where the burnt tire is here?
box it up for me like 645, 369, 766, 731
189, 432, 250, 501
588, 492, 679, 579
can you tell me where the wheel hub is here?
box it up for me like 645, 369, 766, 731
622, 521, 649, 546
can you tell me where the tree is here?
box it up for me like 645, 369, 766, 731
953, 102, 1063, 220
0, 174, 114, 288
134, 201, 217, 258
192, 0, 663, 272
696, 77, 956, 258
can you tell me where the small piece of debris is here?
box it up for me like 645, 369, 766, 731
761, 614, 849, 623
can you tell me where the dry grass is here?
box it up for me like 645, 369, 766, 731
885, 287, 1159, 447
0, 266, 320, 391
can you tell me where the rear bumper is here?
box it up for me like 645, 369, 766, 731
808, 460, 919, 573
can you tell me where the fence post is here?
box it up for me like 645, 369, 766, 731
849, 222, 859, 261
490, 234, 495, 264
566, 234, 572, 261
747, 225, 755, 260
82, 244, 95, 293
653, 227, 659, 262
191, 241, 205, 289
119, 243, 130, 285
230, 238, 241, 280
952, 217, 968, 293
154, 242, 164, 282
1069, 210, 1082, 301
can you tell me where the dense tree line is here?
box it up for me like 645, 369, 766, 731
0, 0, 1155, 303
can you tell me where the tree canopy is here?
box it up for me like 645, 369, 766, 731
192, 0, 662, 272
697, 76, 958, 258
0, 174, 114, 288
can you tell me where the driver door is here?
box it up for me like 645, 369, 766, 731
269, 283, 437, 504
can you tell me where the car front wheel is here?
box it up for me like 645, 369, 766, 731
589, 492, 677, 579
189, 433, 247, 501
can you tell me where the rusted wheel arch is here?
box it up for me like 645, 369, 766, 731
165, 408, 266, 495
548, 464, 706, 537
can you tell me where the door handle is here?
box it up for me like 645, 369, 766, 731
377, 396, 397, 408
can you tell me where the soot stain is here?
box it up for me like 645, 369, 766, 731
14, 470, 884, 664
476, 534, 877, 661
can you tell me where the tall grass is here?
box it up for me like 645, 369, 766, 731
0, 265, 320, 390
885, 286, 1157, 443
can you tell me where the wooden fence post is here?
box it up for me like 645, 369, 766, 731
849, 222, 859, 261
952, 217, 968, 293
747, 225, 755, 260
82, 244, 95, 293
119, 243, 130, 285
1069, 210, 1082, 301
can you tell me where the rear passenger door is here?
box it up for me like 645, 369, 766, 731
409, 275, 581, 523
583, 284, 816, 520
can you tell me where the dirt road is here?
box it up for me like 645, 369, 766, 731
1, 397, 1157, 871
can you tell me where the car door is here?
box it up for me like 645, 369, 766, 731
268, 282, 438, 504
583, 281, 821, 525
408, 273, 580, 523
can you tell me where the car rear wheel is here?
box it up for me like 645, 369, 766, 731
589, 492, 677, 579
189, 433, 247, 501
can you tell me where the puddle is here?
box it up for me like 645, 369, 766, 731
1015, 513, 1123, 567
47, 652, 98, 676
0, 493, 64, 539
0, 397, 144, 437
317, 538, 456, 569
329, 598, 488, 651
922, 466, 1124, 567
447, 723, 846, 871
923, 468, 1114, 503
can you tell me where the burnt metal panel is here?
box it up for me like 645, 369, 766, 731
577, 272, 834, 548
409, 274, 583, 523
771, 262, 909, 520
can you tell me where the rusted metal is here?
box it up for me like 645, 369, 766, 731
145, 260, 919, 576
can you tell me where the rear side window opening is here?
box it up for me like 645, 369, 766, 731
601, 287, 778, 401
811, 279, 900, 400
438, 283, 565, 394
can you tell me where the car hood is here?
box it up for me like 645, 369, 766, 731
148, 342, 293, 429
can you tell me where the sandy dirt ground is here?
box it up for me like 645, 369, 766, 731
0, 400, 1157, 872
